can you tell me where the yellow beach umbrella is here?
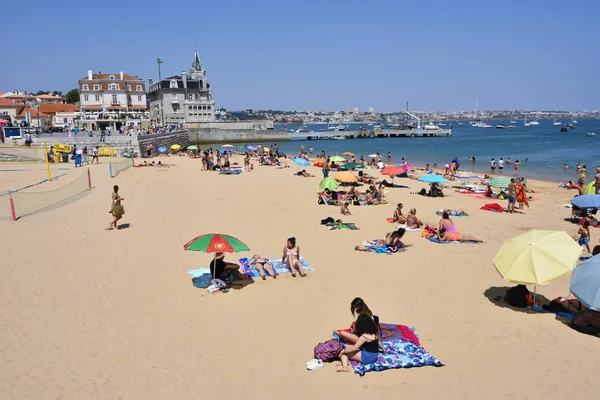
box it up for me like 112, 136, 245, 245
334, 171, 358, 183
493, 230, 582, 302
263, 147, 270, 152
170, 144, 181, 150
583, 181, 597, 195
222, 144, 234, 148
330, 156, 345, 162
343, 151, 355, 156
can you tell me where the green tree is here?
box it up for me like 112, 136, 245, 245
35, 90, 50, 95
65, 89, 79, 104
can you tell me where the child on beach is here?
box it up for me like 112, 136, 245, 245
341, 202, 351, 215
337, 314, 386, 372
578, 222, 591, 253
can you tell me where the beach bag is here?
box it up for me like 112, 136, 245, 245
111, 204, 125, 217
314, 339, 344, 362
504, 285, 529, 308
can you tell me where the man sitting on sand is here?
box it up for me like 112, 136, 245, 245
341, 202, 351, 215
210, 253, 248, 282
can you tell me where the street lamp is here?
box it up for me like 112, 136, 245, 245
157, 58, 165, 127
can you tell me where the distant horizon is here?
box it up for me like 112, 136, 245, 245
1, 0, 598, 111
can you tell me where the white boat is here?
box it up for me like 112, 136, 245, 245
524, 114, 531, 127
572, 120, 578, 124
506, 125, 516, 129
529, 120, 540, 126
495, 125, 506, 129
553, 115, 562, 126
586, 132, 596, 137
510, 120, 517, 124
330, 135, 346, 140
472, 121, 492, 128
481, 123, 493, 128
423, 123, 440, 130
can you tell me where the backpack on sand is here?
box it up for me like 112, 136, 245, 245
314, 339, 344, 362
504, 285, 529, 308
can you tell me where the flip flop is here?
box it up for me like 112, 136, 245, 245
307, 359, 323, 370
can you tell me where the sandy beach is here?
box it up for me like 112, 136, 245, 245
1, 155, 598, 400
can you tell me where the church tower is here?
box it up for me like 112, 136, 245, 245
190, 51, 205, 80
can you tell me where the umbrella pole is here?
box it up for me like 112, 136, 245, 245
533, 285, 537, 307
212, 253, 216, 280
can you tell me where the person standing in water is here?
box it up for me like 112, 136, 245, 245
107, 185, 125, 230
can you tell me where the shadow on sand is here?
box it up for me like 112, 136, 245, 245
483, 286, 550, 315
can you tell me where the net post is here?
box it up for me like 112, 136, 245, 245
9, 192, 17, 221
109, 163, 113, 178
87, 168, 91, 188
43, 140, 51, 181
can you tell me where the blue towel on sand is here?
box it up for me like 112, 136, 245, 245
239, 257, 314, 277
432, 212, 468, 218
427, 236, 479, 245
187, 268, 213, 288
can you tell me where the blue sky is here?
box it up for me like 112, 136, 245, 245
2, 0, 599, 111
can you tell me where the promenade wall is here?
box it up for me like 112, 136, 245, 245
189, 128, 289, 144
31, 135, 138, 154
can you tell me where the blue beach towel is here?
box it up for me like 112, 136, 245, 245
239, 257, 314, 277
426, 236, 479, 245
432, 211, 468, 218
187, 268, 212, 288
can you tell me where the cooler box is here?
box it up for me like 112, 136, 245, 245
61, 153, 69, 163
74, 154, 82, 167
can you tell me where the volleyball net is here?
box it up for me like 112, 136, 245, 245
0, 146, 44, 164
109, 156, 135, 178
0, 168, 92, 220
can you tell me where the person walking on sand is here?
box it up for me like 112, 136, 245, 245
107, 185, 125, 230
92, 146, 99, 164
282, 237, 306, 277
507, 178, 517, 213
578, 222, 591, 253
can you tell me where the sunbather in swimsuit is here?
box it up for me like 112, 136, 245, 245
282, 237, 306, 277
249, 255, 278, 280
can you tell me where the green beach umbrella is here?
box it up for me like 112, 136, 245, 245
236, 145, 246, 149
319, 177, 339, 191
187, 145, 198, 150
584, 181, 597, 195
489, 176, 512, 189
184, 233, 250, 253
340, 162, 359, 171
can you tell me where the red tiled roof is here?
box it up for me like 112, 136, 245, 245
128, 105, 147, 109
34, 94, 64, 100
39, 104, 79, 113
17, 108, 49, 118
80, 73, 143, 82
0, 98, 17, 107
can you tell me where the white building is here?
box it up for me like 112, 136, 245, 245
78, 71, 148, 131
148, 52, 215, 127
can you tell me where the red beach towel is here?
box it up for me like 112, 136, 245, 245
480, 203, 504, 213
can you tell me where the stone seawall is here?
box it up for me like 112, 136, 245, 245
31, 135, 139, 154
186, 120, 274, 130
137, 130, 190, 153
189, 128, 290, 144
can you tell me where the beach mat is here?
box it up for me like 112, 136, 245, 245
432, 212, 468, 218
426, 236, 479, 245
395, 225, 421, 231
187, 268, 212, 288
336, 324, 443, 376
239, 257, 313, 277
326, 222, 359, 230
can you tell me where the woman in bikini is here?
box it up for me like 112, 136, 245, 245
337, 314, 387, 372
406, 208, 422, 229
282, 237, 306, 277
334, 298, 380, 345
248, 255, 278, 280
393, 203, 406, 223
384, 228, 412, 248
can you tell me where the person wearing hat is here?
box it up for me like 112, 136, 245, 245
210, 253, 246, 281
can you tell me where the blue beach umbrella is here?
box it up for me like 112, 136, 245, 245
246, 145, 257, 151
571, 195, 600, 209
158, 145, 168, 153
417, 174, 448, 183
293, 158, 310, 167
569, 255, 600, 309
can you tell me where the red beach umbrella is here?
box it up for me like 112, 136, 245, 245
381, 165, 406, 176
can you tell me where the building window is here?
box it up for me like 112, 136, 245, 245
188, 106, 192, 111
84, 94, 89, 101
112, 95, 118, 104
82, 84, 89, 90
95, 94, 100, 101
170, 80, 178, 89
194, 94, 199, 100
109, 75, 115, 80
171, 93, 177, 100
93, 84, 100, 90
108, 84, 119, 90
136, 85, 142, 91
126, 85, 131, 91
138, 95, 142, 101
188, 94, 193, 101
207, 105, 211, 110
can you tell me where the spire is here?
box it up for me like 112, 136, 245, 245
192, 51, 201, 70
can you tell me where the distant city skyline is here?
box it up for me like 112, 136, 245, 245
2, 0, 599, 112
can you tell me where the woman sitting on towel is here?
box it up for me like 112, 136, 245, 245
406, 208, 422, 229
334, 298, 380, 345
393, 203, 406, 224
385, 227, 412, 249
438, 212, 483, 243
282, 237, 306, 277
248, 255, 278, 280
337, 314, 387, 372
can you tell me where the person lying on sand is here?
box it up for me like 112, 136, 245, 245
436, 208, 468, 217
437, 211, 483, 243
248, 255, 278, 280
358, 171, 375, 184
393, 203, 406, 223
406, 208, 422, 228
296, 169, 314, 177
343, 186, 359, 201
337, 314, 386, 372
156, 161, 170, 168
334, 297, 380, 345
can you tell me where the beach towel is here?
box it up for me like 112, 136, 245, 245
454, 174, 479, 178
426, 236, 479, 245
238, 257, 314, 277
187, 268, 213, 288
327, 222, 359, 230
354, 239, 405, 254
395, 224, 421, 231
433, 211, 468, 218
335, 324, 443, 376
480, 203, 505, 213
219, 169, 242, 175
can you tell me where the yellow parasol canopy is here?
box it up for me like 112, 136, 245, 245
493, 230, 582, 285
263, 147, 270, 152
334, 171, 358, 183
343, 152, 355, 156
170, 144, 181, 150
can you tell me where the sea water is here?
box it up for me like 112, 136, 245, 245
273, 120, 600, 182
